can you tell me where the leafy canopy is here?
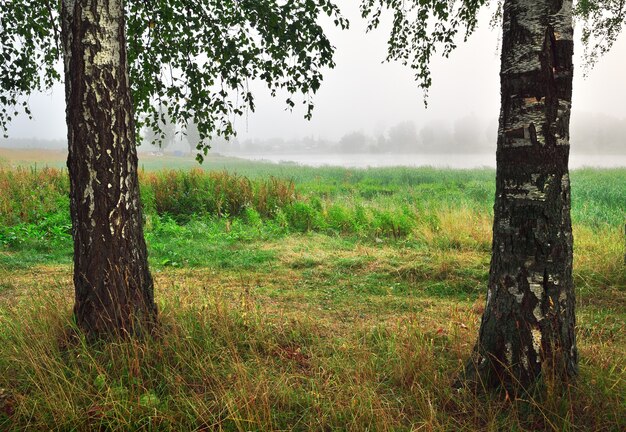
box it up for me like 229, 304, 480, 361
361, 0, 625, 99
1, 0, 624, 153
575, 0, 626, 72
360, 0, 488, 104
0, 0, 61, 135
0, 0, 347, 160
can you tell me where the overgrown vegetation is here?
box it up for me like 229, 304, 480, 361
0, 159, 624, 430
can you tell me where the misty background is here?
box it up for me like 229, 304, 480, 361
1, 2, 625, 166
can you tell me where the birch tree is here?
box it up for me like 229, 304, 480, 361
466, 0, 577, 391
362, 0, 624, 391
0, 0, 346, 338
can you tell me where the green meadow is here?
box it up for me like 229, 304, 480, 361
0, 156, 624, 431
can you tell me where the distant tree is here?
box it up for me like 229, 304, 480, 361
571, 113, 626, 153
387, 121, 418, 152
363, 0, 624, 392
302, 135, 321, 152
0, 0, 347, 338
184, 118, 238, 155
144, 110, 176, 153
372, 133, 388, 153
339, 131, 371, 153
418, 120, 453, 153
484, 118, 498, 148
184, 122, 200, 155
452, 115, 485, 152
225, 137, 241, 153
264, 137, 287, 152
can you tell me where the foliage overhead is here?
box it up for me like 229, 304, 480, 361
1, 0, 625, 153
575, 0, 626, 72
360, 0, 488, 104
185, 121, 200, 152
126, 0, 347, 161
0, 0, 61, 136
362, 0, 626, 101
0, 0, 347, 160
143, 109, 176, 151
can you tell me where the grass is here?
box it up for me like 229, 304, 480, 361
0, 159, 624, 430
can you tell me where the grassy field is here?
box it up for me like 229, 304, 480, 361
0, 156, 624, 431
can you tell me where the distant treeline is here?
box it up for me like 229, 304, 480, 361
231, 114, 626, 154
2, 112, 625, 154
232, 118, 496, 154
0, 137, 66, 150
570, 113, 626, 154
199, 114, 626, 155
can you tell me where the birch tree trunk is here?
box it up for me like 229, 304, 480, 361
463, 0, 577, 391
61, 0, 157, 337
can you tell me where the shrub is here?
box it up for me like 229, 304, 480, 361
285, 202, 317, 232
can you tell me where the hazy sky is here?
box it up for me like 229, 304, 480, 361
5, 1, 626, 143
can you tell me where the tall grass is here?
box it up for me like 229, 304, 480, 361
0, 161, 624, 430
141, 169, 296, 221
1, 274, 623, 431
1, 164, 623, 237
0, 167, 69, 226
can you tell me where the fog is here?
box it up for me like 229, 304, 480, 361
2, 1, 626, 162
